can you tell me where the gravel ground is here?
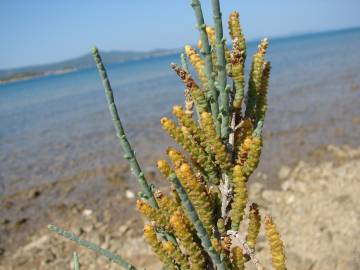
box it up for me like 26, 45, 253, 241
1, 144, 359, 270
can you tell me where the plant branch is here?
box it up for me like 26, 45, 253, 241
73, 252, 80, 270
181, 53, 189, 73
227, 230, 266, 270
190, 0, 221, 135
48, 224, 137, 270
211, 0, 230, 142
219, 173, 232, 220
169, 173, 229, 270
92, 47, 158, 209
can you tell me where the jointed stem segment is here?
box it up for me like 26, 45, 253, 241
211, 0, 230, 142
92, 47, 158, 209
191, 0, 221, 135
48, 225, 137, 270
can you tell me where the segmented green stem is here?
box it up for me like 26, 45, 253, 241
190, 0, 220, 135
211, 0, 230, 142
73, 252, 80, 270
169, 173, 228, 270
49, 224, 137, 270
92, 47, 158, 209
181, 53, 189, 73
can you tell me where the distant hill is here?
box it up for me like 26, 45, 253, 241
0, 48, 180, 83
1, 27, 359, 84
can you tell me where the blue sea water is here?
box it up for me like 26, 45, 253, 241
1, 28, 360, 195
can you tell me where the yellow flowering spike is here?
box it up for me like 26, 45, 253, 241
234, 119, 253, 156
173, 105, 215, 156
162, 241, 191, 270
237, 135, 252, 167
185, 45, 208, 88
242, 136, 262, 177
246, 38, 269, 119
265, 216, 287, 270
172, 105, 199, 137
255, 61, 271, 133
136, 199, 172, 232
237, 135, 262, 178
154, 190, 180, 216
175, 162, 214, 235
230, 165, 248, 231
157, 159, 171, 178
228, 11, 246, 54
143, 224, 176, 270
231, 246, 245, 270
170, 63, 208, 113
217, 218, 225, 234
230, 38, 246, 109
211, 236, 224, 254
161, 117, 219, 183
246, 203, 261, 250
173, 105, 218, 159
211, 236, 232, 268
170, 211, 206, 270
156, 160, 182, 209
166, 147, 186, 169
200, 112, 232, 173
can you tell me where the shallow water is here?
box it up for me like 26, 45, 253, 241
1, 28, 360, 195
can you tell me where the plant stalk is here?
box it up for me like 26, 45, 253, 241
169, 173, 228, 270
190, 0, 221, 135
49, 224, 137, 270
92, 47, 158, 209
211, 0, 230, 142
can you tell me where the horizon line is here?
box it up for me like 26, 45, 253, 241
2, 25, 359, 71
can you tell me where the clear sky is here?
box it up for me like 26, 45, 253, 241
1, 0, 359, 69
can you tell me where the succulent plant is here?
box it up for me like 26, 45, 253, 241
49, 1, 287, 269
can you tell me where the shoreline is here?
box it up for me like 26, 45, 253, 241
0, 68, 77, 85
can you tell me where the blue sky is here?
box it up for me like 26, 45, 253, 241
1, 0, 359, 69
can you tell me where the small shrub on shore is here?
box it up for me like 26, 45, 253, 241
49, 1, 287, 269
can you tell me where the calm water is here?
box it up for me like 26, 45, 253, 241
1, 29, 360, 195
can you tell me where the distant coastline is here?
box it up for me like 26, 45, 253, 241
1, 27, 359, 85
0, 49, 180, 85
0, 67, 77, 85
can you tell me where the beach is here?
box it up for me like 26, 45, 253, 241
1, 28, 360, 269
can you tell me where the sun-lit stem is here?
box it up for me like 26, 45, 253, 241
190, 0, 221, 135
49, 224, 137, 270
92, 47, 158, 209
211, 0, 230, 142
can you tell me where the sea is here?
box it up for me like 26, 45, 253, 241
1, 28, 360, 196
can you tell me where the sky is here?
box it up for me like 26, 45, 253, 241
1, 0, 360, 69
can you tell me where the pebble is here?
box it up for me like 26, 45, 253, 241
125, 190, 135, 199
278, 165, 291, 180
82, 224, 94, 233
28, 188, 41, 199
23, 235, 50, 251
82, 209, 93, 217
